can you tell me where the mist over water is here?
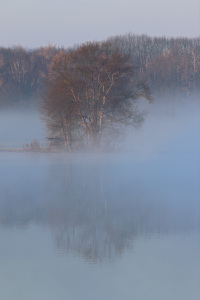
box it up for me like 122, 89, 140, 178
126, 96, 200, 156
0, 96, 199, 299
0, 108, 45, 148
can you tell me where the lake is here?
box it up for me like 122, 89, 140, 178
0, 99, 200, 299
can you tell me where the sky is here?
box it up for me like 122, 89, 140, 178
0, 0, 199, 49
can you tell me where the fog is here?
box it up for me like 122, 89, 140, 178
0, 108, 45, 148
0, 96, 199, 299
126, 96, 200, 156
0, 95, 199, 154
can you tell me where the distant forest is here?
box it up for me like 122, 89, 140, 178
0, 34, 199, 108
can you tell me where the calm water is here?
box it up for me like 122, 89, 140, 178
0, 101, 200, 299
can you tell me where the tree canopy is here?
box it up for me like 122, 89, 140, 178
40, 41, 153, 151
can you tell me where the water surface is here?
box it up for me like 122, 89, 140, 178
0, 100, 200, 299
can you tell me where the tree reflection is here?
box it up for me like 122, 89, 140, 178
46, 161, 135, 262
0, 155, 198, 262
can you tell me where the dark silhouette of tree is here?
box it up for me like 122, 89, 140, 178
41, 42, 152, 150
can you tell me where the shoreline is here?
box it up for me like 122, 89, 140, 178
0, 148, 50, 153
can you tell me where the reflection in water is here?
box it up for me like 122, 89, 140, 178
0, 153, 199, 262
0, 101, 199, 300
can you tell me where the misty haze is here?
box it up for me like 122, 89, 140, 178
0, 34, 200, 300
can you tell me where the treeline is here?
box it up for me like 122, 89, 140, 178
106, 34, 200, 96
0, 45, 60, 108
0, 34, 199, 108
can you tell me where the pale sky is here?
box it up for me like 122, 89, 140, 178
0, 0, 199, 49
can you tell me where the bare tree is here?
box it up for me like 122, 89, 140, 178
41, 72, 80, 151
41, 42, 153, 150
